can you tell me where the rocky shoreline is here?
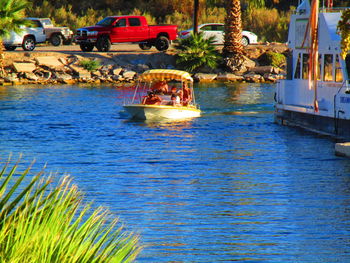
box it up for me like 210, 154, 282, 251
0, 43, 289, 86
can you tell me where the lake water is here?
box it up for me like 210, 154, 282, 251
1, 83, 350, 262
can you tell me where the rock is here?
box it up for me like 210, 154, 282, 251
250, 66, 276, 74
35, 56, 65, 69
244, 72, 264, 82
56, 72, 73, 81
263, 73, 278, 82
70, 65, 91, 79
24, 72, 39, 81
217, 73, 244, 82
112, 67, 123, 75
193, 73, 217, 82
122, 70, 136, 79
4, 73, 19, 82
91, 70, 102, 77
12, 62, 36, 73
241, 56, 256, 70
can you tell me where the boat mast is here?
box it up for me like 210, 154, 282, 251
308, 0, 319, 112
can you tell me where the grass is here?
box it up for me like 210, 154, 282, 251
0, 157, 141, 263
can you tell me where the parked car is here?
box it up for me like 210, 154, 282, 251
3, 18, 74, 51
28, 18, 74, 46
75, 15, 178, 52
3, 19, 46, 51
178, 23, 258, 46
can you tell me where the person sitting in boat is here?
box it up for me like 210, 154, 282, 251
152, 80, 168, 94
180, 82, 192, 106
168, 94, 181, 107
168, 86, 181, 103
142, 91, 162, 105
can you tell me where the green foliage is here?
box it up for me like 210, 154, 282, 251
80, 59, 101, 72
242, 7, 291, 42
0, 157, 141, 263
258, 51, 286, 67
0, 0, 30, 39
337, 9, 350, 59
174, 33, 221, 72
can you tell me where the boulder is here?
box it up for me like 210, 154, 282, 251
244, 72, 264, 82
24, 72, 39, 81
217, 73, 244, 82
122, 70, 136, 79
112, 67, 123, 75
56, 72, 73, 81
35, 56, 65, 70
193, 73, 217, 82
4, 73, 19, 82
12, 62, 36, 73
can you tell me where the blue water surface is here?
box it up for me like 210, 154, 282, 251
1, 83, 350, 262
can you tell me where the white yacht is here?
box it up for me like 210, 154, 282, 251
275, 0, 350, 138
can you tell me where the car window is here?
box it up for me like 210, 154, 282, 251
115, 18, 126, 27
201, 25, 212, 31
29, 20, 42, 28
96, 17, 116, 26
216, 25, 224, 31
40, 19, 52, 26
129, 18, 141, 27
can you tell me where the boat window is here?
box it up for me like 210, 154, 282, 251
335, 55, 343, 82
302, 54, 309, 79
318, 55, 322, 80
346, 55, 350, 80
294, 53, 301, 79
323, 54, 333, 81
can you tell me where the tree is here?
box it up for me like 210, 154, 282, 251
222, 0, 245, 72
0, 0, 29, 76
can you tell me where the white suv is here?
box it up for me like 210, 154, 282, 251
3, 19, 46, 51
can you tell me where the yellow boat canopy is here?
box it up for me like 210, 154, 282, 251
138, 69, 193, 82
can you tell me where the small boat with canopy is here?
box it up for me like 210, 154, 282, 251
123, 69, 201, 120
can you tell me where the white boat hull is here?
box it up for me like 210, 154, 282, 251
123, 104, 201, 120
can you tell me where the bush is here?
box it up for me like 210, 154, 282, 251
80, 59, 101, 72
0, 158, 141, 262
174, 33, 221, 72
242, 7, 291, 42
258, 51, 286, 67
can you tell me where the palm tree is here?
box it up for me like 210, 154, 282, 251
223, 0, 245, 72
0, 0, 29, 76
0, 158, 141, 262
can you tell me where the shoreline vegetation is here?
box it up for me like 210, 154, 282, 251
0, 42, 289, 86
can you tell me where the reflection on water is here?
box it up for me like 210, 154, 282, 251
1, 83, 350, 262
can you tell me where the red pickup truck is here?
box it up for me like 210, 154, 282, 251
75, 15, 178, 52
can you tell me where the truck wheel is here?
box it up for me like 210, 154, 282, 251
4, 45, 16, 51
50, 34, 63, 46
139, 42, 152, 50
155, 36, 170, 51
241, 36, 249, 46
80, 43, 94, 52
22, 36, 36, 51
96, 36, 111, 52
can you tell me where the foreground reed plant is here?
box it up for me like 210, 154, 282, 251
0, 158, 140, 263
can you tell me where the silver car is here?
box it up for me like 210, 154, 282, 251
178, 23, 258, 46
3, 19, 46, 51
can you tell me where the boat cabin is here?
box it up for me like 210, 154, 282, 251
286, 1, 350, 83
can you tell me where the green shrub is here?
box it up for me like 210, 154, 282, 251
242, 7, 291, 42
80, 59, 101, 72
174, 33, 221, 72
0, 158, 141, 262
258, 51, 286, 67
